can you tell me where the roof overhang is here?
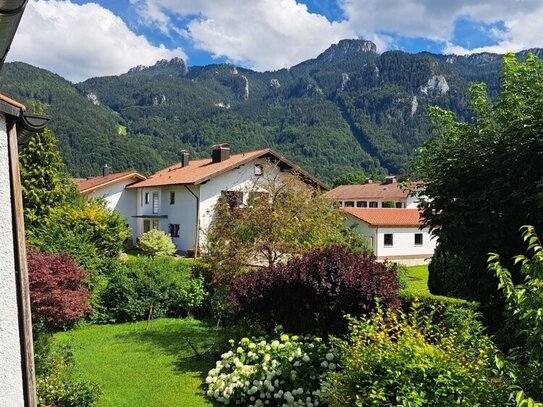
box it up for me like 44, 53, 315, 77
0, 95, 49, 144
0, 0, 28, 67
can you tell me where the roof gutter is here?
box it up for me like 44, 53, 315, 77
0, 0, 29, 68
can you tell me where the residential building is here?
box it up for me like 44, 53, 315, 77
74, 168, 146, 242
121, 144, 327, 254
343, 208, 436, 266
325, 177, 419, 209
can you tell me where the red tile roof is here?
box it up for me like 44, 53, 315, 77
343, 208, 425, 227
127, 148, 328, 190
75, 171, 146, 194
325, 182, 413, 200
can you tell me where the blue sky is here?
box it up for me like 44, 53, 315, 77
8, 0, 543, 82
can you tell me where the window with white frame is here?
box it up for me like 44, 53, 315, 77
152, 192, 159, 214
356, 201, 368, 208
384, 233, 393, 247
145, 192, 150, 205
170, 191, 175, 205
344, 201, 355, 207
369, 201, 378, 208
414, 233, 423, 246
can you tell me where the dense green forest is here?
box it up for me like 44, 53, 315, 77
1, 39, 541, 181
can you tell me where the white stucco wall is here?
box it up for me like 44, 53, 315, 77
87, 179, 139, 242
198, 158, 281, 250
0, 113, 25, 406
161, 185, 198, 252
345, 212, 436, 266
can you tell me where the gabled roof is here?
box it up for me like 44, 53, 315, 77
325, 182, 411, 200
127, 148, 329, 190
75, 171, 146, 194
343, 208, 424, 227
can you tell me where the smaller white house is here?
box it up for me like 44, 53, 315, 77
74, 169, 146, 243
343, 208, 436, 266
325, 177, 419, 209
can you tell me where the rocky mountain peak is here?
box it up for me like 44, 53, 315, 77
317, 39, 377, 62
127, 57, 188, 76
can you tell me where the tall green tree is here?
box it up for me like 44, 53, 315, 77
411, 53, 543, 324
19, 126, 69, 230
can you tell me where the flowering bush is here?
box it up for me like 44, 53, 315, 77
206, 334, 334, 406
229, 245, 399, 335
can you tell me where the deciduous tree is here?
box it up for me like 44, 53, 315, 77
411, 53, 543, 324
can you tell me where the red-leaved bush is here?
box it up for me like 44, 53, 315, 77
27, 248, 91, 331
228, 245, 400, 335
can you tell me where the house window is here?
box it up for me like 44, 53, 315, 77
143, 219, 159, 232
414, 233, 423, 246
395, 202, 404, 208
369, 201, 378, 208
223, 191, 244, 209
145, 192, 150, 205
344, 201, 355, 207
170, 191, 175, 205
356, 201, 367, 208
254, 164, 263, 176
152, 192, 159, 214
384, 233, 393, 247
169, 224, 180, 238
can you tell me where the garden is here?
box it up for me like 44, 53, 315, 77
23, 52, 543, 407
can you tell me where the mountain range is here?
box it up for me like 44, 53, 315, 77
1, 39, 541, 181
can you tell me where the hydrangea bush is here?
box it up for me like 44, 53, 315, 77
206, 334, 334, 406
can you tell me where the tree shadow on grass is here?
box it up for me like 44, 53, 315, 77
114, 318, 225, 401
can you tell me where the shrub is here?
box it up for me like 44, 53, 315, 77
489, 226, 543, 403
320, 305, 511, 407
100, 257, 208, 322
229, 245, 399, 336
36, 342, 101, 407
206, 334, 333, 406
28, 198, 129, 276
138, 229, 176, 257
28, 249, 91, 332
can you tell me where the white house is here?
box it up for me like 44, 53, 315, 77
120, 144, 327, 255
74, 168, 146, 242
343, 208, 436, 266
325, 177, 419, 209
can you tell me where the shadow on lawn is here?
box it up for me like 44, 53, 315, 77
114, 318, 224, 374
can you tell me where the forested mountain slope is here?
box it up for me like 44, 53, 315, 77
1, 40, 541, 180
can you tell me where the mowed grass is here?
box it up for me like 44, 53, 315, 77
406, 264, 429, 293
54, 318, 222, 407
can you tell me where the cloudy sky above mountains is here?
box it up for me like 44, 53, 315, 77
8, 0, 543, 82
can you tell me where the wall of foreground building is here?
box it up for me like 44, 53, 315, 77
0, 113, 25, 406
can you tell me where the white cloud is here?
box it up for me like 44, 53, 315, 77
134, 0, 356, 71
8, 0, 186, 82
340, 0, 543, 54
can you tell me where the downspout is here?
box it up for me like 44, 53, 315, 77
184, 185, 200, 257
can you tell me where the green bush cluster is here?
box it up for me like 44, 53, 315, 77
100, 257, 208, 322
35, 335, 100, 407
320, 305, 511, 406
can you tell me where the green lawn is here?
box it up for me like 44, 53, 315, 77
405, 265, 429, 293
54, 318, 221, 407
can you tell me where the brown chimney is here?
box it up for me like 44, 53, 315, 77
211, 143, 230, 163
181, 149, 190, 167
